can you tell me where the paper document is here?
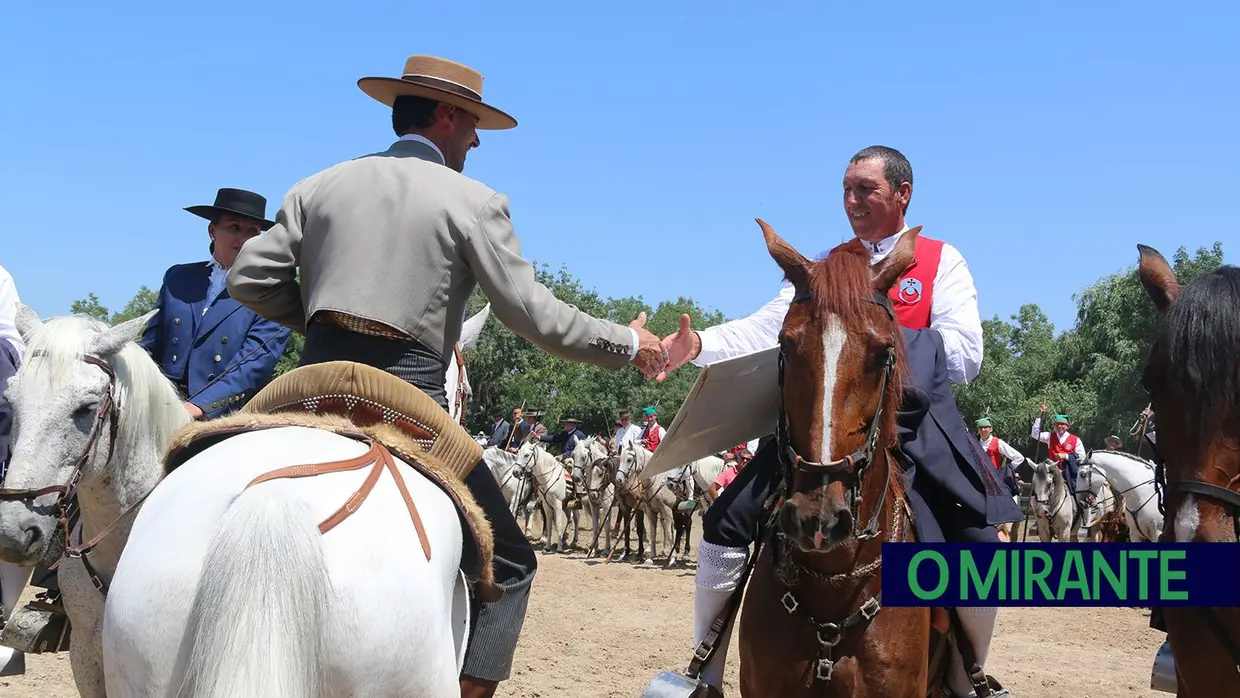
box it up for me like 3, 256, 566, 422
639, 347, 781, 480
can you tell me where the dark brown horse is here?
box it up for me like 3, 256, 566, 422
1137, 243, 1240, 697
737, 219, 942, 697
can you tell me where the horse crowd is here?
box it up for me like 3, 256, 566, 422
0, 226, 1234, 698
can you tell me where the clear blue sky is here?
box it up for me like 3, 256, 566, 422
2, 2, 1235, 335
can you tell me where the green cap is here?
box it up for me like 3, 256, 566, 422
642, 405, 658, 416
1052, 414, 1070, 425
975, 418, 993, 428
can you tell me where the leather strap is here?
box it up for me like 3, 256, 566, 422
245, 439, 433, 560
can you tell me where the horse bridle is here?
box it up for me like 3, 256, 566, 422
774, 289, 897, 541
0, 353, 121, 590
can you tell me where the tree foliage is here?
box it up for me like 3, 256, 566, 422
953, 241, 1226, 456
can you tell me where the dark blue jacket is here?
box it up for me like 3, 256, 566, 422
487, 418, 512, 448
141, 262, 290, 419
895, 328, 1024, 542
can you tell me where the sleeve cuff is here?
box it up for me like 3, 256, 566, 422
628, 327, 640, 360
691, 328, 719, 367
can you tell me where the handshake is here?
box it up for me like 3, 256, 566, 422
628, 312, 700, 383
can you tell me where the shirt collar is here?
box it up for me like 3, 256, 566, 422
864, 223, 912, 261
205, 258, 227, 274
398, 133, 445, 164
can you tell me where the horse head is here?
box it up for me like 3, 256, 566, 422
615, 444, 647, 488
0, 305, 189, 566
1030, 459, 1062, 517
1137, 243, 1240, 543
761, 218, 910, 552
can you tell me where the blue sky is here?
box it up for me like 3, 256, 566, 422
2, 2, 1235, 336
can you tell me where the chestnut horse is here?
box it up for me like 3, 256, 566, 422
1137, 243, 1240, 697
736, 220, 952, 697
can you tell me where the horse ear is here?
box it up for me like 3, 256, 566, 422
88, 309, 158, 357
1137, 244, 1181, 312
871, 226, 921, 293
15, 303, 44, 341
758, 218, 810, 291
460, 303, 491, 352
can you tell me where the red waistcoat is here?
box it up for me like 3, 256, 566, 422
1048, 432, 1080, 463
642, 424, 662, 451
983, 437, 1002, 468
886, 235, 945, 330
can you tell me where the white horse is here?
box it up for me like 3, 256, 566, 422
102, 418, 476, 694
571, 436, 612, 557
516, 440, 570, 553
1085, 449, 1164, 542
0, 308, 191, 698
615, 445, 681, 566
445, 304, 490, 426
1074, 460, 1117, 542
1030, 459, 1076, 542
688, 453, 727, 510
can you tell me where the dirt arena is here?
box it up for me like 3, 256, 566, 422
0, 520, 1166, 698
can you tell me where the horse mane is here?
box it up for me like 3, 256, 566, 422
1145, 264, 1240, 439
1090, 449, 1155, 470
22, 315, 189, 451
807, 239, 909, 502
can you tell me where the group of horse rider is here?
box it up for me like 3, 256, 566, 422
0, 49, 1071, 697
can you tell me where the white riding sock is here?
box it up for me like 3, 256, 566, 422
693, 541, 748, 688
0, 561, 32, 670
946, 606, 998, 697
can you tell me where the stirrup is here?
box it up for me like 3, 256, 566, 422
0, 595, 72, 654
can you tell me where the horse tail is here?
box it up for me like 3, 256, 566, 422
170, 485, 328, 698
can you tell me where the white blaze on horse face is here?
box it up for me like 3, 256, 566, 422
1174, 496, 1200, 542
819, 315, 847, 463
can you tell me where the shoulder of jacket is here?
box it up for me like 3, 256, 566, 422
167, 262, 207, 276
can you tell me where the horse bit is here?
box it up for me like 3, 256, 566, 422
0, 352, 122, 594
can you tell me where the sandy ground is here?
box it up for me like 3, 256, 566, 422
0, 518, 1168, 698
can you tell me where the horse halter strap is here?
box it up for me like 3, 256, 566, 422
775, 290, 896, 540
0, 353, 120, 508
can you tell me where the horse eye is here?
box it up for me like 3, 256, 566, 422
74, 401, 99, 418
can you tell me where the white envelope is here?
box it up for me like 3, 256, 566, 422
638, 346, 781, 480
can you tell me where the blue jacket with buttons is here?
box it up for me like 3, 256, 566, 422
140, 261, 291, 419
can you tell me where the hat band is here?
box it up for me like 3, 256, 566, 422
400, 73, 483, 102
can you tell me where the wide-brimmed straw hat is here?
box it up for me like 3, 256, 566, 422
358, 55, 517, 130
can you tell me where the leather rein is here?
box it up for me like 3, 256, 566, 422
0, 352, 122, 593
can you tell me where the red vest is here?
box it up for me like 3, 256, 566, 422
642, 423, 662, 451
983, 437, 1002, 469
1048, 432, 1079, 463
887, 235, 944, 330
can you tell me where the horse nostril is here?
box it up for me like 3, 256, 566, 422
778, 503, 801, 537
828, 508, 854, 541
24, 525, 42, 550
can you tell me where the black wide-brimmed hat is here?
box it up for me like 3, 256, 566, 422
184, 188, 276, 230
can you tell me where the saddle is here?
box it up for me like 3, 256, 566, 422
162, 361, 500, 601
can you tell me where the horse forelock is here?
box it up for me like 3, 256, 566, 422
19, 315, 188, 450
1145, 265, 1240, 453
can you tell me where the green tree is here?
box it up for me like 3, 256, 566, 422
70, 287, 157, 325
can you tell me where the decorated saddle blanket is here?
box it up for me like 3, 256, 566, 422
162, 361, 499, 601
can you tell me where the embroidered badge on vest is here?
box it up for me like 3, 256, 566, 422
897, 277, 924, 305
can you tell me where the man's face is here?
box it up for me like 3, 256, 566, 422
977, 426, 992, 440
209, 213, 263, 268
842, 157, 909, 243
512, 409, 522, 422
645, 413, 656, 425
442, 106, 480, 173
525, 415, 538, 424
1055, 422, 1069, 436
619, 415, 631, 429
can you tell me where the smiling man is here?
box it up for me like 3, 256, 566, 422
655, 146, 1017, 697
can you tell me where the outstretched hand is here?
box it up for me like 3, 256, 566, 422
654, 313, 700, 382
628, 312, 669, 380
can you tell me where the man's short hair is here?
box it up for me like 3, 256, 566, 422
850, 145, 913, 192
392, 95, 442, 136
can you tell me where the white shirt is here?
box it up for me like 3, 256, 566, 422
0, 265, 26, 363
1031, 418, 1087, 460
979, 435, 1026, 465
692, 225, 984, 384
204, 259, 229, 315
397, 134, 641, 359
613, 423, 644, 452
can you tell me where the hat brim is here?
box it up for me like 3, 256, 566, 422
357, 77, 517, 130
185, 205, 276, 231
